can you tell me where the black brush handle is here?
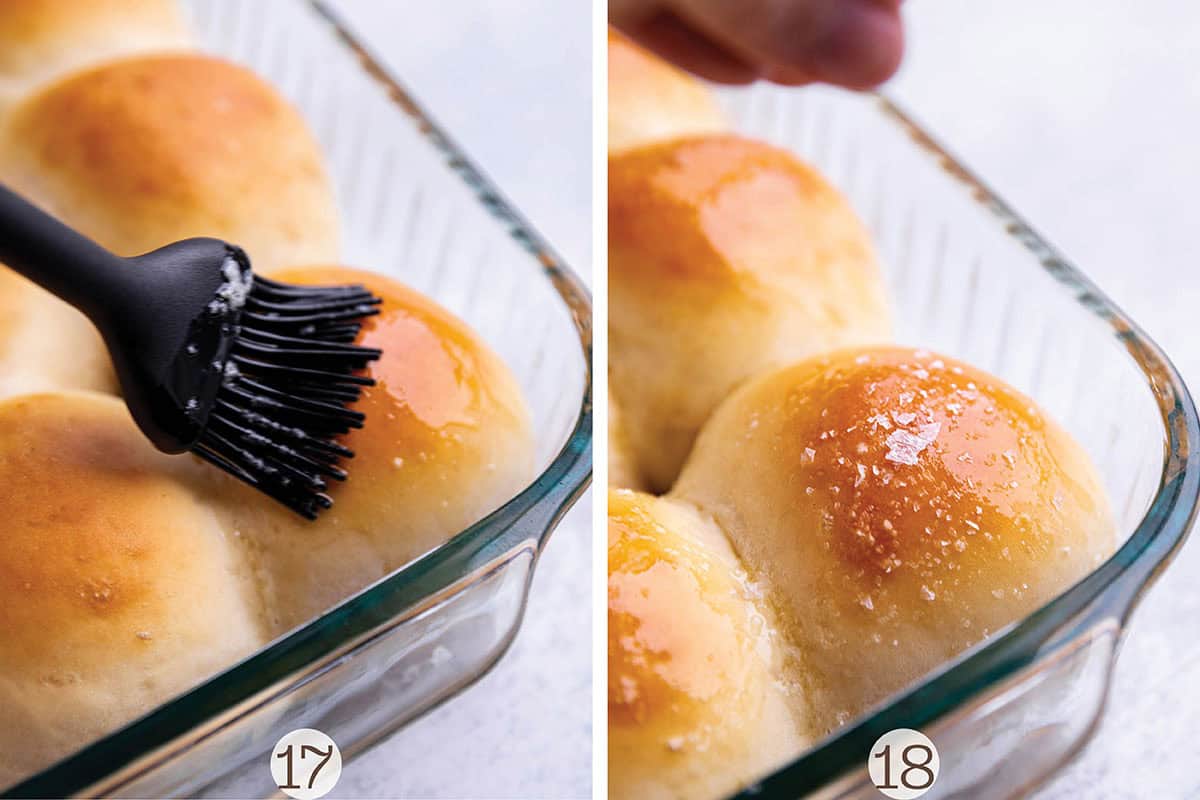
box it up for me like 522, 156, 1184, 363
0, 182, 238, 454
0, 182, 139, 325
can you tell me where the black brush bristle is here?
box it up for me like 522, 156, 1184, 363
191, 274, 383, 519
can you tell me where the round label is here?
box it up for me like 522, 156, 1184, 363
867, 728, 939, 799
270, 728, 343, 800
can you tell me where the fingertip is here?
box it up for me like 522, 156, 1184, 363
808, 2, 905, 89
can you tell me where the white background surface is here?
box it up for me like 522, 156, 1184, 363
323, 0, 1200, 797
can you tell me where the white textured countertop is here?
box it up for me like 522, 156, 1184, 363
323, 2, 592, 799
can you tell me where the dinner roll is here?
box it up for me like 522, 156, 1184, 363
0, 0, 189, 110
0, 391, 265, 788
220, 266, 534, 631
0, 269, 115, 397
608, 29, 727, 153
608, 489, 806, 800
0, 53, 338, 272
673, 347, 1115, 732
609, 135, 890, 491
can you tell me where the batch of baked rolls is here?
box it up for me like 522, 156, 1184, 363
607, 30, 1116, 800
0, 0, 533, 788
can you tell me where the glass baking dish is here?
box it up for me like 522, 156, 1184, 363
2, 1, 591, 797
711, 84, 1199, 799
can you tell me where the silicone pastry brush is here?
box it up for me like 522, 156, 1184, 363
0, 183, 382, 519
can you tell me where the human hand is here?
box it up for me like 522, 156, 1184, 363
610, 0, 905, 89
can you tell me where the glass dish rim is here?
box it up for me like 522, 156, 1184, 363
731, 93, 1200, 798
4, 1, 593, 797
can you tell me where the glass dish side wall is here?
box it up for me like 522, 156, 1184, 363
118, 547, 537, 799
718, 85, 1197, 799
769, 597, 1120, 799
4, 1, 592, 797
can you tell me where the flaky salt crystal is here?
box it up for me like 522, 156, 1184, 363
884, 422, 941, 465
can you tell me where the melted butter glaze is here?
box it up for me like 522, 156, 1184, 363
607, 490, 811, 800
364, 311, 479, 430
677, 346, 1113, 667
609, 135, 872, 287
273, 266, 515, 465
608, 490, 741, 728
265, 266, 528, 535
765, 348, 1102, 594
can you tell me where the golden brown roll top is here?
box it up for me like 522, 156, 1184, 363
0, 392, 266, 787
0, 0, 189, 109
608, 489, 807, 800
608, 29, 727, 153
217, 266, 535, 631
0, 52, 340, 400
0, 53, 338, 271
673, 347, 1115, 732
609, 134, 890, 491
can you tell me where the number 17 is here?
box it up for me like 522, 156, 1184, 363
276, 744, 335, 790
